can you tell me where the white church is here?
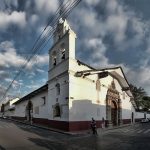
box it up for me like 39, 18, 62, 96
3, 18, 149, 131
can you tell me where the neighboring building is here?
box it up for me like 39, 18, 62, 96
5, 18, 150, 131
14, 84, 48, 122
2, 98, 19, 117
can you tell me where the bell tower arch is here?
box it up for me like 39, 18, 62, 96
49, 18, 76, 71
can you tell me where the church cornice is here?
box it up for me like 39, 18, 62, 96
48, 70, 68, 84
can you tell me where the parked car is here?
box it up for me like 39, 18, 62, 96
141, 118, 149, 123
1, 115, 7, 119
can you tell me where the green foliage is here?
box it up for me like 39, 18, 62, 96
130, 84, 150, 110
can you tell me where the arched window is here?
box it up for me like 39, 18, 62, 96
131, 112, 134, 123
61, 49, 65, 60
53, 57, 56, 66
53, 103, 61, 117
52, 51, 57, 66
55, 83, 60, 95
60, 43, 65, 60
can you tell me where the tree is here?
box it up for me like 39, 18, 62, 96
142, 96, 150, 111
129, 84, 147, 110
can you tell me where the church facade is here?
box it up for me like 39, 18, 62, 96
4, 18, 149, 131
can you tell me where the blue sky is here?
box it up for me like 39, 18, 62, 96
0, 0, 150, 102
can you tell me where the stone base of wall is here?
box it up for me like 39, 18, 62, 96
11, 116, 102, 131
135, 118, 143, 122
33, 118, 69, 131
122, 119, 131, 124
11, 116, 26, 121
69, 120, 102, 131
10, 117, 143, 131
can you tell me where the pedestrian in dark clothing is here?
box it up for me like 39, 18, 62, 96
102, 117, 105, 129
91, 118, 98, 135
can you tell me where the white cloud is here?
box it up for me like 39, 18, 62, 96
106, 14, 127, 43
34, 0, 59, 14
85, 0, 100, 5
36, 55, 49, 64
84, 38, 114, 68
0, 0, 18, 11
106, 0, 118, 14
0, 41, 25, 67
29, 14, 39, 26
0, 41, 49, 69
36, 68, 45, 73
0, 11, 26, 29
37, 25, 53, 37
26, 55, 49, 69
138, 68, 150, 85
72, 0, 148, 51
26, 84, 42, 91
5, 0, 18, 8
69, 0, 150, 95
0, 70, 9, 76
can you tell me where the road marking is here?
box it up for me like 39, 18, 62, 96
18, 124, 34, 129
144, 129, 150, 134
118, 128, 148, 134
0, 124, 12, 128
128, 129, 136, 133
18, 125, 28, 128
137, 129, 144, 133
4, 125, 11, 128
122, 129, 130, 133
130, 129, 141, 133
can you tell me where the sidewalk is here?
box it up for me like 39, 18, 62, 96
97, 123, 134, 135
6, 117, 72, 135
5, 117, 135, 136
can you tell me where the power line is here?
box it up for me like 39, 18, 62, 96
1, 0, 82, 102
26, 0, 82, 69
18, 0, 80, 72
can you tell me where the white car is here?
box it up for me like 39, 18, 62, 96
141, 118, 149, 123
2, 116, 7, 119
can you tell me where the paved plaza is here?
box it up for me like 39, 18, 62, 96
0, 119, 150, 150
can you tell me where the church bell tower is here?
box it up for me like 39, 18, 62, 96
48, 17, 77, 123
49, 18, 77, 73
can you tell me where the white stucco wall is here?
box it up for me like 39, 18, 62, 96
15, 102, 26, 117
69, 73, 100, 121
14, 90, 48, 119
135, 112, 144, 119
68, 60, 139, 122
48, 74, 69, 121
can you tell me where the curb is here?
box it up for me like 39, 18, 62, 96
5, 118, 73, 135
97, 123, 139, 133
102, 124, 132, 131
2, 118, 139, 136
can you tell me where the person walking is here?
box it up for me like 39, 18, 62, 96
91, 118, 98, 135
102, 117, 105, 129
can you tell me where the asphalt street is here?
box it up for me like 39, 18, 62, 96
0, 119, 150, 150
